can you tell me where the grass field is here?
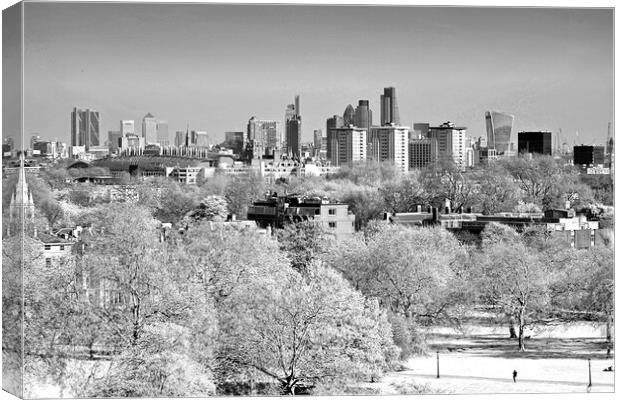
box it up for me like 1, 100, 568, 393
374, 321, 614, 395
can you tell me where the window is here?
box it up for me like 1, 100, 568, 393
44, 245, 51, 250
60, 245, 65, 251
329, 222, 336, 228
328, 208, 336, 215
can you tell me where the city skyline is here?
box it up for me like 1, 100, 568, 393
2, 3, 614, 148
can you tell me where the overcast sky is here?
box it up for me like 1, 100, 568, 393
3, 2, 614, 147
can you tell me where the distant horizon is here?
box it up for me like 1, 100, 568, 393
3, 3, 614, 148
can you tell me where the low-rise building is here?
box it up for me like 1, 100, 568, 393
247, 193, 356, 239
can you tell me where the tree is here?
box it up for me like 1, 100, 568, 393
331, 225, 468, 324
473, 164, 523, 214
224, 173, 266, 218
218, 262, 399, 394
184, 195, 229, 223
421, 161, 475, 212
379, 172, 428, 213
474, 236, 551, 351
276, 221, 335, 274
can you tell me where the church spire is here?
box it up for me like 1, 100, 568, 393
9, 153, 35, 225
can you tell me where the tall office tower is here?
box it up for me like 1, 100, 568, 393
247, 117, 282, 157
326, 115, 345, 161
413, 123, 430, 138
30, 134, 41, 149
120, 120, 135, 136
343, 104, 355, 126
108, 130, 122, 152
175, 131, 186, 147
156, 120, 169, 147
354, 100, 372, 132
286, 117, 302, 159
192, 131, 210, 147
427, 121, 467, 168
485, 111, 514, 154
313, 129, 327, 158
380, 87, 400, 126
71, 107, 100, 150
224, 131, 245, 154
368, 125, 409, 172
285, 95, 301, 158
142, 113, 157, 144
285, 103, 296, 124
409, 138, 438, 169
327, 126, 367, 166
518, 131, 552, 155
573, 145, 606, 166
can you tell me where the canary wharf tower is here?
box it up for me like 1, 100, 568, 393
485, 110, 514, 154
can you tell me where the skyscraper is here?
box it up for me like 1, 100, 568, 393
380, 87, 400, 126
327, 126, 367, 166
428, 122, 467, 168
120, 120, 135, 136
108, 130, 122, 151
343, 104, 355, 126
142, 113, 157, 144
354, 100, 372, 132
518, 131, 552, 155
285, 95, 301, 159
156, 120, 169, 147
326, 115, 345, 161
247, 117, 282, 158
71, 107, 100, 150
485, 111, 514, 154
368, 125, 409, 172
175, 131, 186, 147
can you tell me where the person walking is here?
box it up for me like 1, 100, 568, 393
512, 370, 518, 383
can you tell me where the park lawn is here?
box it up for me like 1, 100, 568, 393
374, 321, 614, 395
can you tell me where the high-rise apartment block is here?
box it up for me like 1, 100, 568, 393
380, 87, 400, 126
368, 125, 409, 172
485, 111, 514, 154
71, 107, 100, 150
409, 138, 438, 169
518, 131, 552, 155
247, 117, 282, 157
327, 126, 367, 166
428, 122, 467, 168
142, 113, 157, 144
354, 100, 372, 132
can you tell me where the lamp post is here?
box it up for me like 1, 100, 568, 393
587, 358, 592, 391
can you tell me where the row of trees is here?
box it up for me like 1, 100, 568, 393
5, 204, 402, 397
17, 153, 612, 235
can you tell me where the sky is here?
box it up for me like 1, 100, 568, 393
2, 2, 614, 148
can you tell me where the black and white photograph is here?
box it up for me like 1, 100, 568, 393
1, 1, 615, 398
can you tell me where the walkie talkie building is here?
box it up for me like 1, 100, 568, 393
485, 110, 514, 154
